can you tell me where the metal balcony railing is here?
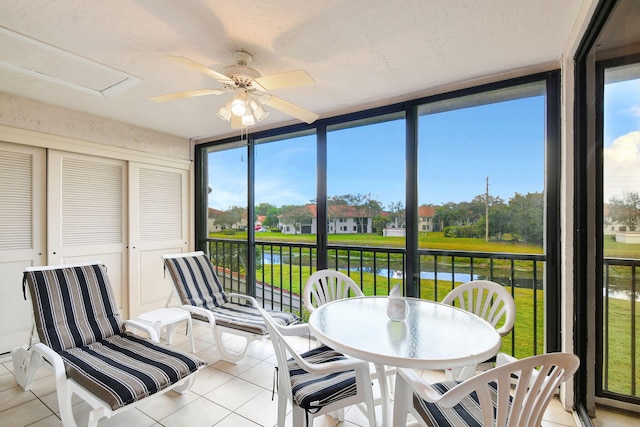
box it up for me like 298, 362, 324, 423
206, 238, 640, 401
207, 238, 544, 357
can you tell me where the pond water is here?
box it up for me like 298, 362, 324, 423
261, 252, 638, 298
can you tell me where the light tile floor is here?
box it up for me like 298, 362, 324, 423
0, 325, 630, 426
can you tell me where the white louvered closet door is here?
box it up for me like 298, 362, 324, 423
128, 163, 188, 317
0, 142, 45, 354
47, 151, 128, 313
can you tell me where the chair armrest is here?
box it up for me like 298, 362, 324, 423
294, 350, 370, 376
123, 319, 160, 342
227, 293, 258, 305
396, 368, 449, 403
277, 322, 311, 337
180, 305, 217, 324
32, 342, 69, 393
495, 352, 517, 366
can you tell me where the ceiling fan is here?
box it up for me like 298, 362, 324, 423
151, 51, 319, 128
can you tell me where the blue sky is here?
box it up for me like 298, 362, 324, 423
208, 77, 639, 211
603, 76, 640, 202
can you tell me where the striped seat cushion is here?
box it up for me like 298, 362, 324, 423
165, 254, 298, 333
24, 263, 206, 411
24, 264, 124, 352
164, 253, 228, 309
190, 302, 298, 335
288, 345, 357, 411
413, 380, 510, 427
60, 333, 205, 410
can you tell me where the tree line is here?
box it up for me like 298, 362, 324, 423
608, 191, 640, 231
434, 192, 543, 244
214, 191, 545, 244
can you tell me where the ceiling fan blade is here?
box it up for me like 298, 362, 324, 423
253, 70, 315, 91
150, 89, 224, 103
165, 55, 235, 85
261, 95, 319, 124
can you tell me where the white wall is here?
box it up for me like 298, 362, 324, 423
0, 92, 189, 159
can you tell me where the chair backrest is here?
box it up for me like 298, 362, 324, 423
163, 251, 228, 309
23, 262, 123, 352
255, 304, 296, 401
442, 280, 516, 336
303, 269, 363, 313
435, 352, 580, 427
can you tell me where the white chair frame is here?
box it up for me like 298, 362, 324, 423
442, 279, 516, 380
393, 352, 580, 427
303, 269, 396, 408
255, 300, 377, 427
13, 262, 202, 427
163, 251, 297, 364
303, 269, 364, 313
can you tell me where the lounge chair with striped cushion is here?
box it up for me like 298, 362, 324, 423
254, 301, 376, 427
392, 352, 580, 427
12, 262, 206, 427
163, 251, 299, 363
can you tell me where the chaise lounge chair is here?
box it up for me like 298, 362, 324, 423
12, 261, 206, 427
163, 251, 299, 363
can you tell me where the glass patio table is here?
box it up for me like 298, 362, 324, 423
307, 296, 502, 426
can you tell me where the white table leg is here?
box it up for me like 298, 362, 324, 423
166, 323, 176, 344
186, 314, 195, 352
374, 363, 391, 427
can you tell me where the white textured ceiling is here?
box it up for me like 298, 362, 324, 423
0, 0, 585, 141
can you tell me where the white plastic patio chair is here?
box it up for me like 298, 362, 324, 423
392, 352, 580, 427
442, 280, 516, 380
163, 251, 298, 363
303, 269, 396, 401
12, 262, 206, 427
303, 269, 364, 313
255, 300, 377, 427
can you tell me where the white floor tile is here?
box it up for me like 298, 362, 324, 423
204, 377, 263, 411
159, 397, 231, 427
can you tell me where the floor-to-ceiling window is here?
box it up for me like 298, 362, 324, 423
326, 113, 406, 293
202, 141, 249, 294
599, 59, 640, 405
416, 80, 553, 359
195, 73, 559, 337
253, 130, 317, 308
575, 0, 640, 417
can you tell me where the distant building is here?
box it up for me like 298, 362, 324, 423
208, 207, 223, 232
418, 205, 436, 232
278, 204, 374, 235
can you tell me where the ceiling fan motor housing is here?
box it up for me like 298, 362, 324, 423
221, 51, 262, 88
221, 65, 261, 87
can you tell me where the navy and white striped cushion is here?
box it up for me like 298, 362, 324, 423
60, 333, 204, 410
413, 381, 507, 427
165, 254, 298, 334
164, 253, 228, 309
24, 264, 123, 352
288, 345, 357, 411
24, 263, 206, 410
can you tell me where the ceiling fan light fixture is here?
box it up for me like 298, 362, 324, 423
230, 97, 246, 116
250, 99, 269, 122
217, 105, 231, 122
241, 112, 256, 126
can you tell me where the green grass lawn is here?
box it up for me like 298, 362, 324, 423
214, 229, 640, 396
603, 234, 640, 258
217, 230, 545, 254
